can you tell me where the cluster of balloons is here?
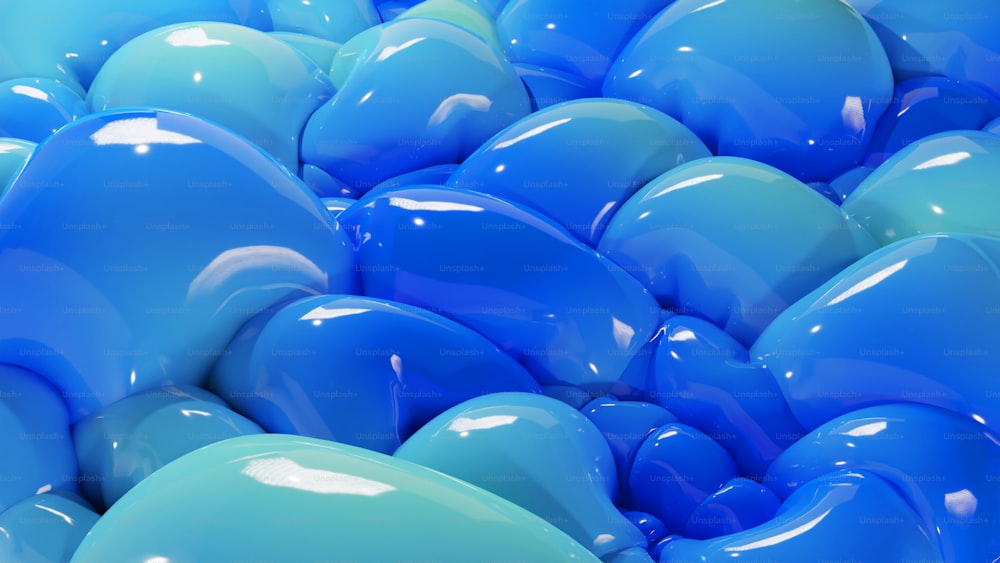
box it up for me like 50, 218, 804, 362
1, 0, 999, 561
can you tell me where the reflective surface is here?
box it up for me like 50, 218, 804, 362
397, 0, 503, 50
752, 233, 1000, 433
0, 78, 87, 143
0, 138, 35, 195
338, 185, 662, 397
0, 492, 99, 563
766, 404, 1000, 563
266, 0, 380, 43
88, 22, 334, 171
844, 131, 1000, 245
73, 385, 263, 511
660, 470, 943, 562
448, 98, 711, 246
0, 365, 79, 513
71, 434, 601, 562
604, 0, 894, 182
302, 17, 531, 194
211, 294, 539, 453
682, 477, 780, 540
599, 157, 876, 347
0, 109, 358, 420
395, 392, 649, 561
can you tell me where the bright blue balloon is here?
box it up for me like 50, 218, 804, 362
267, 32, 343, 72
299, 162, 354, 198
848, 0, 1000, 99
71, 433, 601, 562
660, 470, 943, 562
338, 185, 663, 398
88, 22, 334, 172
265, 0, 381, 43
683, 477, 781, 539
73, 385, 263, 511
752, 233, 1000, 433
622, 510, 666, 548
599, 156, 876, 347
828, 165, 875, 203
211, 294, 540, 453
766, 404, 1000, 563
497, 0, 674, 89
0, 78, 86, 143
395, 392, 650, 561
515, 63, 601, 110
864, 77, 1000, 168
844, 131, 1000, 246
448, 98, 711, 246
0, 138, 34, 195
604, 0, 894, 182
301, 17, 531, 195
0, 109, 358, 420
0, 0, 272, 94
0, 365, 79, 512
648, 315, 805, 480
581, 397, 678, 501
320, 196, 357, 216
0, 492, 99, 563
627, 422, 737, 533
368, 163, 459, 196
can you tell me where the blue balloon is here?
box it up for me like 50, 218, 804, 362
396, 392, 649, 561
864, 77, 1000, 168
514, 63, 601, 110
0, 492, 99, 563
0, 78, 86, 143
368, 163, 459, 196
338, 185, 663, 398
648, 315, 806, 479
301, 17, 531, 195
0, 138, 35, 194
0, 365, 79, 512
73, 385, 263, 510
604, 0, 894, 182
683, 477, 781, 540
599, 156, 876, 347
0, 0, 272, 93
0, 109, 358, 420
320, 196, 357, 216
265, 0, 381, 43
448, 98, 711, 246
211, 294, 539, 453
661, 470, 943, 562
752, 233, 1000, 433
766, 403, 1000, 562
267, 32, 343, 75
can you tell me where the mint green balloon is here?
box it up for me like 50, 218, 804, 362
70, 434, 599, 562
843, 130, 1000, 246
398, 0, 504, 51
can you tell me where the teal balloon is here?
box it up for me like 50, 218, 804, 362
88, 22, 334, 172
766, 404, 1000, 563
0, 138, 34, 196
660, 470, 943, 562
70, 434, 599, 562
599, 156, 876, 347
267, 32, 343, 73
0, 492, 99, 563
397, 0, 503, 50
448, 98, 711, 246
72, 385, 263, 511
843, 130, 1000, 246
265, 0, 380, 43
395, 392, 649, 561
0, 78, 86, 143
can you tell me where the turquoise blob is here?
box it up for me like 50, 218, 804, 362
0, 109, 358, 420
604, 0, 894, 182
396, 392, 649, 561
752, 233, 1000, 434
766, 403, 1000, 562
301, 17, 531, 194
0, 138, 35, 196
844, 130, 1000, 245
0, 365, 79, 512
599, 156, 876, 347
0, 78, 86, 143
88, 22, 334, 172
0, 492, 99, 563
265, 0, 380, 43
211, 294, 539, 453
338, 185, 662, 398
0, 0, 272, 93
70, 434, 600, 562
73, 385, 263, 511
267, 32, 343, 72
661, 471, 944, 562
448, 98, 711, 246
